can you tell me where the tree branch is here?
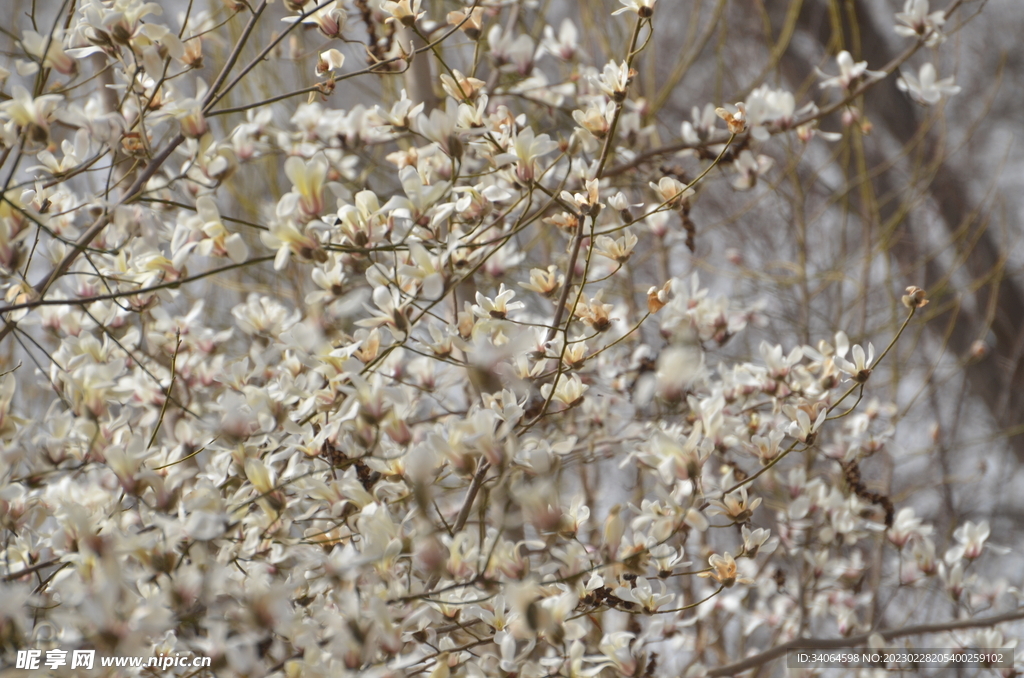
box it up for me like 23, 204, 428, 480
704, 608, 1024, 677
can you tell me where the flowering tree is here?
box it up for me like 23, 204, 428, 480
1, 0, 1021, 676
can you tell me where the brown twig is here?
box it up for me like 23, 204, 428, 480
2, 558, 61, 582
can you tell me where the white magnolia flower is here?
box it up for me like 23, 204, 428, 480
520, 265, 564, 296
383, 0, 424, 26
741, 526, 773, 556
593, 232, 638, 264
613, 577, 673, 613
608, 191, 643, 216
644, 424, 707, 482
751, 430, 785, 464
819, 51, 885, 91
732, 150, 774, 190
416, 100, 461, 157
0, 85, 63, 140
357, 285, 413, 339
744, 85, 796, 139
161, 80, 209, 138
448, 7, 485, 40
649, 176, 694, 207
0, 3, 1008, 672
232, 293, 301, 336
896, 63, 960, 105
888, 508, 933, 548
760, 341, 802, 379
488, 25, 538, 75
473, 284, 524, 320
541, 373, 588, 408
833, 332, 875, 382
307, 255, 348, 304
952, 520, 990, 560
612, 0, 657, 18
894, 0, 946, 46
510, 127, 559, 184
698, 552, 753, 587
263, 220, 323, 270
192, 196, 248, 264
573, 99, 616, 139
681, 103, 718, 144
375, 89, 424, 130
541, 19, 582, 61
20, 29, 77, 76
283, 0, 347, 38
592, 60, 632, 101
786, 406, 826, 443
561, 178, 603, 215
707, 486, 762, 523
440, 69, 486, 101
282, 154, 329, 219
315, 49, 345, 76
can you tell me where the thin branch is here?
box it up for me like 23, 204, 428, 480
704, 608, 1024, 677
0, 256, 276, 315
2, 558, 61, 582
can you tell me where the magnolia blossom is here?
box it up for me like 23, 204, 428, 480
716, 103, 747, 134
707, 487, 762, 524
613, 577, 673, 612
575, 290, 616, 331
473, 284, 524, 320
448, 7, 485, 40
375, 90, 424, 131
541, 373, 588, 408
834, 333, 875, 382
896, 63, 961, 105
819, 50, 886, 90
162, 80, 209, 138
894, 0, 946, 46
541, 19, 581, 61
741, 526, 773, 556
643, 424, 708, 482
520, 266, 563, 297
593, 232, 638, 264
593, 60, 632, 101
510, 127, 559, 184
681, 103, 718, 143
699, 553, 752, 587
787, 406, 827, 443
951, 520, 990, 560
888, 508, 934, 548
561, 178, 603, 215
190, 196, 248, 263
0, 2, 1010, 676
0, 86, 62, 143
417, 100, 462, 157
744, 85, 796, 139
283, 0, 347, 38
315, 49, 345, 76
732, 150, 774, 190
750, 430, 784, 464
612, 0, 658, 17
573, 99, 616, 139
263, 220, 323, 269
20, 29, 77, 76
488, 26, 537, 74
282, 154, 328, 219
649, 176, 694, 207
30, 128, 91, 176
383, 0, 424, 26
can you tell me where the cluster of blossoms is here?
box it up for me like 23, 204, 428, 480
0, 0, 1016, 677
